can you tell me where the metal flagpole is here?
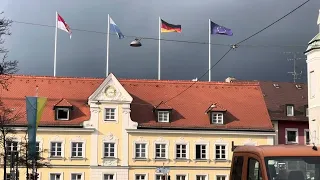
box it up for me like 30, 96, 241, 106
106, 14, 110, 77
208, 19, 211, 82
158, 17, 161, 80
53, 11, 58, 77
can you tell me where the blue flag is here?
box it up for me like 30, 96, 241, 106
109, 17, 125, 39
210, 21, 233, 36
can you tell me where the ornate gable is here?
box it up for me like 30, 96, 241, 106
88, 73, 133, 104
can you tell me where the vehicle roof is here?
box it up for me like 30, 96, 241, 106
234, 145, 320, 157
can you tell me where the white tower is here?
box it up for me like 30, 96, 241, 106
305, 9, 320, 145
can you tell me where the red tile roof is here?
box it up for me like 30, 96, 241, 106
259, 81, 308, 121
1, 75, 273, 131
54, 98, 73, 107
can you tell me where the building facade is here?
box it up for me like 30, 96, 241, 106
306, 10, 320, 146
0, 74, 275, 180
259, 81, 309, 145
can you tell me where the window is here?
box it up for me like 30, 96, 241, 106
50, 142, 62, 157
215, 144, 226, 160
105, 108, 116, 121
176, 175, 186, 180
155, 144, 166, 159
176, 144, 187, 159
56, 108, 70, 120
5, 174, 10, 180
286, 105, 294, 116
305, 129, 310, 145
247, 158, 262, 180
135, 143, 146, 159
306, 106, 309, 117
196, 175, 207, 180
285, 128, 298, 144
6, 141, 18, 156
135, 174, 146, 180
104, 142, 115, 158
50, 173, 61, 180
231, 156, 244, 180
155, 175, 165, 180
216, 175, 227, 180
71, 142, 83, 158
71, 174, 82, 180
195, 144, 207, 159
158, 111, 169, 122
310, 70, 315, 98
104, 174, 114, 180
211, 112, 223, 124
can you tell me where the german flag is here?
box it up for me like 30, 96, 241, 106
161, 19, 182, 33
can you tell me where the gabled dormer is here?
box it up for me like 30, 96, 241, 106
53, 98, 73, 120
205, 103, 227, 125
153, 102, 172, 123
285, 104, 294, 117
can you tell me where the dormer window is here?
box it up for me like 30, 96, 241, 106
286, 105, 294, 116
211, 112, 223, 124
53, 98, 73, 121
154, 102, 172, 123
305, 105, 309, 117
56, 108, 70, 120
206, 103, 227, 125
158, 111, 170, 122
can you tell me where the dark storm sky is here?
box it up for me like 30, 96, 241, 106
1, 0, 320, 82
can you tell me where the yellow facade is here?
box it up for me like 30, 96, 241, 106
0, 74, 275, 180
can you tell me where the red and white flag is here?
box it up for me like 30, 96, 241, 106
56, 13, 72, 39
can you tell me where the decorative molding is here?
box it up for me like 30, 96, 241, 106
194, 137, 210, 144
70, 136, 86, 142
134, 136, 149, 143
154, 137, 169, 144
214, 138, 227, 144
102, 158, 118, 166
174, 137, 188, 144
243, 138, 257, 146
102, 133, 118, 142
50, 135, 65, 142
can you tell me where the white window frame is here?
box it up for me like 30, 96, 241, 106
175, 143, 189, 159
286, 105, 294, 116
214, 143, 228, 160
103, 142, 116, 158
215, 174, 229, 180
310, 70, 315, 99
134, 173, 148, 180
157, 111, 170, 122
56, 108, 70, 120
194, 143, 209, 160
49, 172, 64, 180
155, 174, 166, 180
70, 172, 84, 180
196, 174, 208, 180
70, 141, 85, 158
134, 142, 148, 159
6, 140, 19, 156
304, 129, 310, 145
103, 106, 119, 123
49, 141, 64, 158
154, 143, 168, 159
103, 173, 116, 180
285, 128, 299, 144
211, 112, 224, 124
176, 174, 188, 180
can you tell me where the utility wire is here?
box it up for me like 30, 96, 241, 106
161, 0, 310, 105
235, 0, 311, 45
11, 20, 306, 48
163, 47, 233, 104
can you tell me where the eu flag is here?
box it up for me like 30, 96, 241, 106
210, 21, 233, 36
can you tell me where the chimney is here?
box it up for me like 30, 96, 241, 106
225, 77, 236, 83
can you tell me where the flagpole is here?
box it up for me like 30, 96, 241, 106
158, 16, 161, 80
54, 11, 58, 77
106, 14, 110, 77
208, 19, 211, 82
